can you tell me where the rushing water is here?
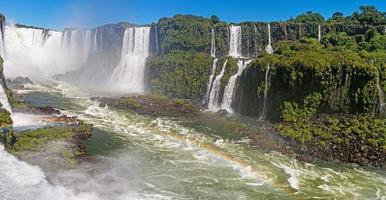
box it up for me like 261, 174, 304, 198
1, 83, 384, 200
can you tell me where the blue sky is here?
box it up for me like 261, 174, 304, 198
0, 0, 385, 30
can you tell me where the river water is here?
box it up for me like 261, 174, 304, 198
1, 83, 385, 200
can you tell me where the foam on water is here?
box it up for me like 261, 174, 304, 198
0, 144, 100, 200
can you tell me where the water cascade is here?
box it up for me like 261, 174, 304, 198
203, 29, 219, 105
4, 25, 66, 80
220, 60, 251, 112
110, 27, 151, 93
204, 59, 219, 105
259, 65, 271, 120
0, 81, 12, 114
208, 60, 228, 111
207, 25, 246, 112
265, 23, 273, 54
0, 28, 4, 59
229, 25, 242, 58
211, 28, 216, 57
318, 25, 321, 42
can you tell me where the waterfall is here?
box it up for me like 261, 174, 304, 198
229, 25, 242, 58
208, 59, 228, 111
376, 76, 385, 115
61, 30, 70, 50
204, 29, 218, 105
259, 65, 271, 120
204, 58, 219, 105
155, 25, 159, 54
93, 29, 98, 53
0, 29, 4, 59
4, 25, 68, 80
211, 29, 216, 57
82, 30, 92, 64
265, 23, 273, 54
221, 60, 251, 113
69, 30, 78, 58
318, 25, 321, 42
0, 81, 12, 114
110, 27, 150, 93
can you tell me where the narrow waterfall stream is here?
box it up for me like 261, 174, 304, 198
204, 29, 218, 106
0, 28, 4, 59
208, 60, 227, 111
376, 76, 385, 114
211, 28, 216, 57
318, 25, 321, 42
259, 65, 271, 121
221, 60, 251, 113
205, 58, 219, 105
265, 23, 273, 54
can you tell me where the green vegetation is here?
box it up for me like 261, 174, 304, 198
7, 123, 92, 154
147, 51, 213, 99
289, 11, 325, 23
220, 57, 238, 88
157, 15, 212, 54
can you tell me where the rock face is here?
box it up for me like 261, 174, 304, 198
6, 77, 33, 89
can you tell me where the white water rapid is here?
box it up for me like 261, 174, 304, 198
110, 27, 151, 93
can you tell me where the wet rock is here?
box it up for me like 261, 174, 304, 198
7, 77, 33, 89
216, 109, 228, 116
37, 106, 61, 115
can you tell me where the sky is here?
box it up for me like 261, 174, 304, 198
0, 0, 385, 30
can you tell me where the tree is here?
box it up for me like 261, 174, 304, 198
210, 15, 220, 25
289, 11, 325, 23
329, 12, 345, 22
351, 6, 386, 26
